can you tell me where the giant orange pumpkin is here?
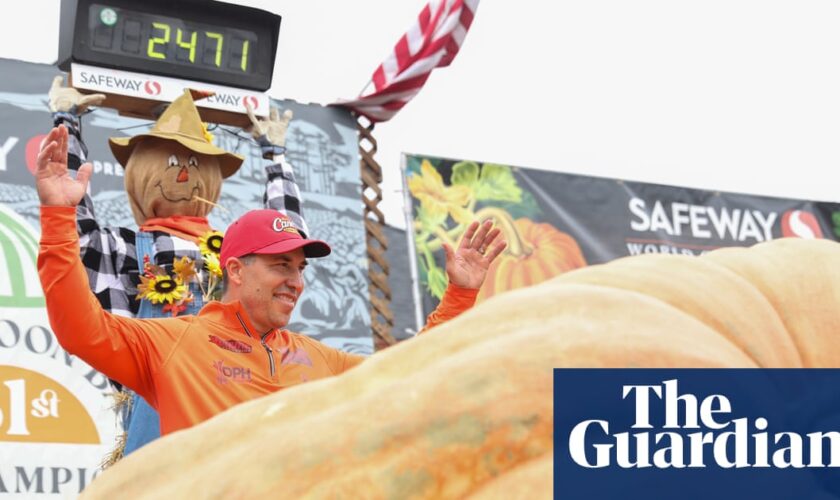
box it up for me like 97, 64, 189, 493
80, 238, 840, 499
476, 213, 587, 303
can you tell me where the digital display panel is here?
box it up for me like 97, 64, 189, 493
88, 4, 258, 76
58, 0, 281, 91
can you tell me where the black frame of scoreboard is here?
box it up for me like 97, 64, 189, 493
57, 0, 281, 91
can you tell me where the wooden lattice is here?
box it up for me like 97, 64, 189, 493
356, 115, 396, 350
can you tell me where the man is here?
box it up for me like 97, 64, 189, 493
36, 124, 506, 436
49, 79, 309, 454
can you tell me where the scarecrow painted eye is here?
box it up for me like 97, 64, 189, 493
168, 154, 178, 167
188, 155, 199, 168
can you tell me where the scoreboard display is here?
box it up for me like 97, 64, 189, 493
58, 0, 281, 91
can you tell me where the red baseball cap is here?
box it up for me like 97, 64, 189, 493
220, 210, 331, 268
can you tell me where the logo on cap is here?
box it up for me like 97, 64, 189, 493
272, 217, 300, 235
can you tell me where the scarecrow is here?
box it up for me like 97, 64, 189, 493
47, 76, 306, 458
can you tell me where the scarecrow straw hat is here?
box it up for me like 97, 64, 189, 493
108, 90, 244, 178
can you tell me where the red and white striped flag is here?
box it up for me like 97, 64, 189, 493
337, 0, 479, 123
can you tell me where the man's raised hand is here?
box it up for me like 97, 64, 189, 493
35, 126, 92, 207
443, 219, 507, 290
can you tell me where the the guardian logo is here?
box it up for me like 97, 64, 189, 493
568, 379, 840, 469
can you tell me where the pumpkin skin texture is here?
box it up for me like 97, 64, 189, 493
466, 452, 553, 500
80, 238, 840, 499
551, 252, 803, 368
702, 239, 840, 367
476, 218, 586, 303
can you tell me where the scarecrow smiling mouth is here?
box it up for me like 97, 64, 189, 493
155, 181, 201, 203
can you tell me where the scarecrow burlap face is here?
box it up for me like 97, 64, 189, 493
124, 137, 222, 223
108, 90, 244, 225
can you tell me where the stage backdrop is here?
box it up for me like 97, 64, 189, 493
0, 58, 369, 497
404, 154, 840, 324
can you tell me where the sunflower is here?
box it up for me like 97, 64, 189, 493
137, 274, 188, 305
203, 252, 223, 278
199, 230, 224, 256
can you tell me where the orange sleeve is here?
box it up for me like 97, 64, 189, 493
317, 340, 366, 374
312, 284, 477, 372
37, 206, 177, 405
419, 283, 479, 334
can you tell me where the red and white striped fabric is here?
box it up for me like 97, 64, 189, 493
338, 0, 479, 123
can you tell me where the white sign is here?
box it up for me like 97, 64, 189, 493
0, 205, 118, 498
71, 63, 269, 117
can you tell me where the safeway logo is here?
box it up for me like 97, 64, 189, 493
243, 96, 259, 110
628, 198, 776, 243
144, 80, 162, 96
781, 210, 823, 239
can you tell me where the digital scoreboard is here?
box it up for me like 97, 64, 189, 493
58, 0, 281, 91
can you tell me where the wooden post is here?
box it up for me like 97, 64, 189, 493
356, 115, 397, 350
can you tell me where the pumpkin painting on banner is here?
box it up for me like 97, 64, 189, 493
404, 154, 840, 322
406, 155, 588, 311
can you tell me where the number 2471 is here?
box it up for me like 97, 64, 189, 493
147, 23, 250, 72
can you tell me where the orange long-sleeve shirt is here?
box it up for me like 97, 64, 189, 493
38, 207, 478, 435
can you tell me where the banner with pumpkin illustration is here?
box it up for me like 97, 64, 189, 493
405, 154, 840, 323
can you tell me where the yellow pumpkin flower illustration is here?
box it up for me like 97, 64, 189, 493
199, 230, 224, 256
137, 275, 188, 305
408, 160, 472, 225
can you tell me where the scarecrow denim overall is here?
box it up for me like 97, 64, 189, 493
122, 232, 205, 455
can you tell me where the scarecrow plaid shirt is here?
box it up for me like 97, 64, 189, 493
54, 113, 308, 318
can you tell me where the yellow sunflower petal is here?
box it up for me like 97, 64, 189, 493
199, 230, 225, 256
204, 253, 223, 278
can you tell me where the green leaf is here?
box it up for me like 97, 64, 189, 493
416, 254, 428, 283
451, 161, 479, 189
475, 164, 522, 203
831, 212, 840, 238
490, 190, 543, 220
406, 155, 425, 176
426, 265, 448, 300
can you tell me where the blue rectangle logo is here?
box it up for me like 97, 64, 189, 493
554, 369, 840, 500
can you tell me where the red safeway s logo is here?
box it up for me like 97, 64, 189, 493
25, 134, 48, 174
243, 96, 259, 110
144, 80, 162, 96
781, 210, 824, 239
